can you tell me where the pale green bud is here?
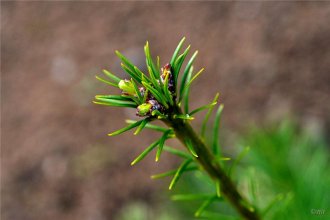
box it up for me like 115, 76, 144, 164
137, 103, 152, 116
118, 79, 135, 96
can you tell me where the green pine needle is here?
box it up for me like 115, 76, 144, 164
198, 211, 235, 220
155, 129, 172, 162
169, 159, 193, 190
163, 71, 174, 106
95, 95, 131, 101
115, 50, 137, 74
189, 101, 218, 116
134, 66, 149, 83
108, 119, 144, 136
147, 65, 162, 92
93, 99, 137, 108
95, 76, 119, 87
171, 194, 214, 201
201, 93, 220, 138
163, 146, 193, 159
182, 67, 204, 91
141, 73, 153, 90
102, 69, 121, 83
180, 50, 198, 99
194, 196, 217, 217
228, 146, 250, 177
156, 56, 160, 70
212, 104, 224, 156
173, 45, 191, 83
151, 166, 198, 179
174, 114, 194, 120
131, 140, 160, 166
131, 79, 142, 102
185, 138, 198, 157
170, 37, 186, 67
151, 170, 178, 179
134, 118, 150, 135
216, 180, 221, 198
182, 66, 193, 113
120, 63, 141, 83
144, 41, 160, 78
126, 120, 168, 132
214, 156, 231, 162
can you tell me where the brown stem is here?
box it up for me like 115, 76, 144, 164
162, 106, 261, 220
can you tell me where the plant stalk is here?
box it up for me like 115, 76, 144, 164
162, 105, 261, 220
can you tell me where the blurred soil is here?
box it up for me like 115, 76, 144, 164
1, 2, 330, 220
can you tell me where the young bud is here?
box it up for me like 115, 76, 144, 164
137, 103, 152, 116
118, 79, 136, 96
161, 64, 175, 94
161, 64, 172, 83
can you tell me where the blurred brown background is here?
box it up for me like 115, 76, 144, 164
2, 2, 330, 220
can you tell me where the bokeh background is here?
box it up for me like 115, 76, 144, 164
2, 2, 330, 220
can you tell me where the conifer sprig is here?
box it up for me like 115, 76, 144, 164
94, 38, 261, 220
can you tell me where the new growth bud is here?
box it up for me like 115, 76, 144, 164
161, 64, 175, 95
137, 103, 152, 116
118, 79, 136, 96
136, 100, 164, 117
